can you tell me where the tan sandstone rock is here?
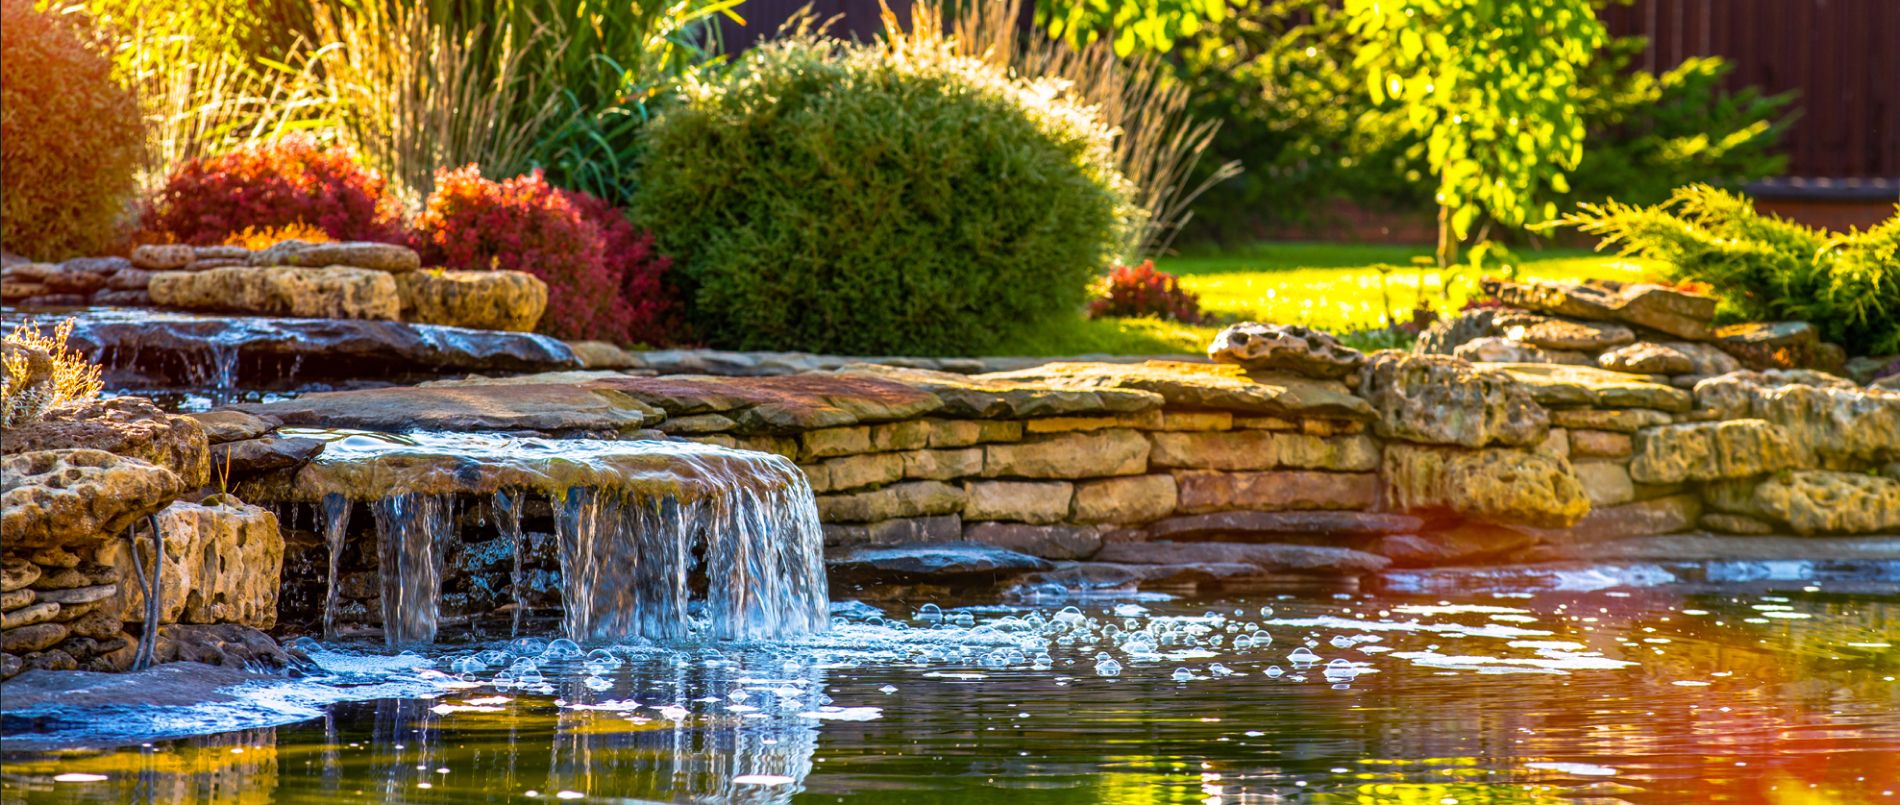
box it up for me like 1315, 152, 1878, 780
1598, 342, 1695, 375
150, 266, 402, 320
1628, 419, 1800, 484
1207, 322, 1366, 379
963, 480, 1074, 524
983, 429, 1149, 479
1, 397, 210, 487
1071, 474, 1178, 524
249, 240, 420, 273
92, 498, 283, 628
1499, 315, 1635, 351
1573, 460, 1635, 507
1, 450, 187, 549
816, 481, 964, 523
1173, 470, 1379, 514
1356, 352, 1549, 448
1453, 337, 1593, 366
1754, 471, 1900, 535
1381, 444, 1589, 528
396, 269, 547, 332
1692, 372, 1900, 467
1483, 278, 1716, 340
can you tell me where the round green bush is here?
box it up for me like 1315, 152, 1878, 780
634, 37, 1131, 355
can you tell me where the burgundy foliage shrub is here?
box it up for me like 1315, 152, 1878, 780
1088, 261, 1202, 324
139, 135, 406, 245
559, 189, 679, 347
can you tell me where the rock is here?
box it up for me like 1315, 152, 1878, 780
1071, 474, 1177, 524
963, 522, 1103, 559
1700, 512, 1776, 535
1024, 410, 1164, 433
1567, 429, 1632, 458
237, 381, 661, 435
149, 265, 403, 320
249, 240, 420, 273
983, 429, 1149, 479
35, 584, 115, 605
1499, 316, 1636, 351
211, 436, 325, 478
1692, 372, 1900, 466
2, 558, 42, 592
24, 649, 78, 672
0, 396, 210, 487
1548, 408, 1674, 433
816, 481, 965, 523
17, 293, 88, 307
1, 588, 34, 610
2, 622, 69, 653
569, 340, 637, 369
805, 453, 906, 493
1598, 342, 1694, 375
1414, 308, 1497, 356
1367, 523, 1538, 568
1, 450, 186, 550
840, 364, 1159, 419
94, 498, 284, 628
0, 280, 48, 302
186, 410, 281, 444
1844, 355, 1900, 385
826, 543, 1052, 585
977, 361, 1374, 420
1172, 470, 1379, 514
45, 257, 125, 294
899, 447, 985, 481
396, 269, 547, 332
587, 372, 943, 433
1146, 431, 1378, 472
1572, 460, 1634, 507
1092, 541, 1390, 575
1714, 321, 1822, 370
1381, 444, 1589, 528
0, 653, 18, 679
1551, 494, 1701, 541
1754, 471, 1900, 535
131, 244, 194, 270
2, 601, 60, 629
1453, 336, 1594, 366
91, 289, 151, 306
68, 610, 121, 640
1482, 278, 1716, 340
1356, 352, 1549, 448
1143, 510, 1420, 540
1666, 341, 1744, 376
1206, 322, 1366, 379
1628, 419, 1799, 484
963, 480, 1074, 524
156, 623, 290, 670
105, 267, 153, 290
821, 514, 962, 547
1495, 364, 1692, 411
64, 310, 582, 380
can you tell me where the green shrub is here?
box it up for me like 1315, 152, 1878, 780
1560, 185, 1900, 355
0, 0, 144, 259
634, 35, 1131, 355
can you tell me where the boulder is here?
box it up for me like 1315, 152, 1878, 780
1497, 315, 1636, 351
237, 382, 661, 435
1355, 352, 1548, 448
1, 397, 210, 487
1, 450, 186, 550
1381, 443, 1589, 528
1597, 342, 1695, 375
96, 498, 284, 628
1171, 470, 1379, 514
963, 522, 1103, 560
1754, 471, 1900, 535
249, 240, 420, 273
1713, 321, 1823, 371
1206, 322, 1366, 379
150, 265, 402, 320
1628, 419, 1800, 484
1693, 372, 1900, 466
1071, 474, 1178, 525
155, 623, 291, 670
1482, 278, 1716, 340
1453, 337, 1593, 366
395, 269, 547, 332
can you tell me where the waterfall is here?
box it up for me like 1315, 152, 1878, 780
297, 432, 830, 647
320, 493, 351, 639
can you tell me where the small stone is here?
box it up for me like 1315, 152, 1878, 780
0, 653, 19, 679
1500, 316, 1635, 351
211, 436, 326, 479
2, 601, 60, 629
131, 244, 194, 270
25, 546, 79, 568
1598, 342, 1695, 375
1, 588, 35, 610
1, 621, 69, 653
1568, 429, 1633, 458
1453, 337, 1593, 366
963, 480, 1074, 524
1207, 322, 1367, 379
1699, 512, 1775, 535
34, 584, 116, 605
1367, 523, 1537, 568
568, 340, 638, 369
23, 648, 77, 672
1548, 408, 1674, 433
1173, 470, 1379, 514
963, 522, 1103, 560
1, 558, 41, 592
1629, 419, 1800, 484
1071, 474, 1178, 525
1572, 460, 1634, 507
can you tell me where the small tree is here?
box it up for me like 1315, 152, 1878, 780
1346, 0, 1605, 268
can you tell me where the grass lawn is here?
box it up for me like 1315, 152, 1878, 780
991, 241, 1660, 356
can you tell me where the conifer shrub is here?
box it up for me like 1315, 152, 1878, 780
635, 35, 1130, 355
0, 0, 144, 259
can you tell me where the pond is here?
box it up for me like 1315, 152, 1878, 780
4, 572, 1896, 804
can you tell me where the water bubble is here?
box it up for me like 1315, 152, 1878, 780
1288, 647, 1321, 666
584, 648, 620, 667
1266, 665, 1285, 678
541, 639, 583, 660
509, 658, 543, 685
878, 685, 899, 694
950, 612, 976, 628
510, 637, 548, 657
1209, 663, 1234, 677
582, 676, 613, 691
1172, 667, 1194, 682
1259, 606, 1275, 620
475, 650, 511, 667
1096, 659, 1123, 677
449, 656, 485, 675
915, 603, 943, 622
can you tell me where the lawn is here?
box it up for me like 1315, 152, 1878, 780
991, 241, 1660, 356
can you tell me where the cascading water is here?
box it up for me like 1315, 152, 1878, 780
320, 493, 351, 639
270, 431, 830, 647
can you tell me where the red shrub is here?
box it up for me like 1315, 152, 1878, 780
559, 190, 680, 347
139, 135, 406, 246
1088, 261, 1202, 324
0, 0, 143, 259
412, 166, 633, 342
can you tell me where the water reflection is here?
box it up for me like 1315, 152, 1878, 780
4, 578, 1896, 804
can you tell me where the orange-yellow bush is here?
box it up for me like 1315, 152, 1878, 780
0, 0, 144, 259
222, 223, 334, 251
2, 318, 104, 428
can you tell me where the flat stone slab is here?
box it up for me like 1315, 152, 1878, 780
1540, 533, 1900, 562
978, 361, 1373, 419
1092, 541, 1390, 574
1144, 511, 1421, 540
595, 372, 945, 432
826, 543, 1053, 584
235, 382, 662, 434
1493, 363, 1693, 411
841, 364, 1160, 418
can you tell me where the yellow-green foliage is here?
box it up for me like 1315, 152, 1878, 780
0, 0, 145, 259
635, 33, 1132, 355
2, 318, 105, 428
1561, 184, 1900, 354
